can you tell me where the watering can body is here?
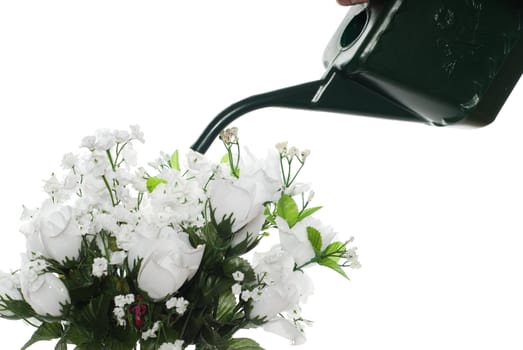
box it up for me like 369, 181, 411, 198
192, 0, 523, 153
319, 0, 523, 126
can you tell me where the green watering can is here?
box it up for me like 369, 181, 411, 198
191, 0, 523, 153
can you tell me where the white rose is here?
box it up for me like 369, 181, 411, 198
250, 272, 313, 320
0, 272, 22, 316
208, 148, 280, 246
250, 246, 313, 320
277, 216, 336, 266
23, 200, 83, 262
252, 245, 295, 284
263, 317, 306, 345
20, 272, 70, 317
128, 229, 205, 301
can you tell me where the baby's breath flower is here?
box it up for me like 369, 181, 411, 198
28, 259, 47, 274
344, 247, 361, 269
232, 283, 242, 296
300, 149, 311, 161
288, 146, 299, 157
61, 153, 79, 169
142, 321, 161, 340
114, 129, 131, 143
114, 295, 127, 308
113, 306, 125, 319
125, 294, 135, 305
240, 290, 252, 302
130, 124, 145, 143
219, 127, 239, 144
166, 297, 189, 315
232, 271, 244, 282
159, 340, 184, 350
275, 141, 288, 154
113, 306, 127, 327
94, 129, 116, 151
92, 257, 108, 278
81, 135, 96, 150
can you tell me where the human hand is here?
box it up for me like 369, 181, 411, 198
337, 0, 368, 5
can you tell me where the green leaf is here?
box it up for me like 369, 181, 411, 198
72, 293, 111, 339
54, 338, 68, 350
169, 150, 180, 171
229, 338, 265, 350
319, 257, 349, 280
21, 322, 63, 350
146, 176, 167, 192
324, 241, 346, 262
306, 226, 323, 256
216, 290, 237, 321
277, 195, 299, 228
298, 206, 322, 221
263, 205, 276, 226
61, 323, 93, 347
220, 153, 230, 164
0, 297, 36, 320
324, 241, 346, 255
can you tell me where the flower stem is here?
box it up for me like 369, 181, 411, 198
102, 175, 117, 207
294, 256, 319, 271
106, 150, 116, 172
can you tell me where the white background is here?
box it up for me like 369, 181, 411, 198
0, 1, 522, 349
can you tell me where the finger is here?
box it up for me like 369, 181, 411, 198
337, 0, 368, 6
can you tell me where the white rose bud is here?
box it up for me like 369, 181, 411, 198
21, 201, 82, 261
128, 230, 204, 301
250, 247, 314, 320
208, 178, 264, 246
263, 317, 306, 345
0, 272, 22, 316
277, 216, 336, 266
23, 200, 83, 262
208, 148, 281, 246
20, 272, 70, 317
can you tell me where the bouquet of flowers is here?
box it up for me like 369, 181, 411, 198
0, 126, 360, 350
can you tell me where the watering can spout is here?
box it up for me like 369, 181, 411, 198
190, 71, 420, 154
191, 0, 522, 154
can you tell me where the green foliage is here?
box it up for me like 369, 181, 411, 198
169, 150, 181, 171
0, 296, 36, 321
319, 257, 349, 280
220, 153, 229, 164
146, 176, 167, 192
324, 241, 346, 262
298, 206, 322, 221
277, 195, 299, 228
54, 338, 68, 350
228, 338, 265, 350
216, 291, 236, 322
306, 226, 323, 256
222, 257, 256, 284
263, 204, 276, 227
21, 322, 63, 350
73, 293, 112, 338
